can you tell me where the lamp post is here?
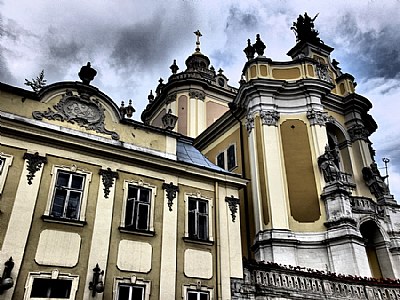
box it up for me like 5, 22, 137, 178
89, 263, 104, 297
382, 157, 390, 189
0, 257, 14, 294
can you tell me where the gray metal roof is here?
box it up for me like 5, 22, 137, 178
176, 141, 229, 173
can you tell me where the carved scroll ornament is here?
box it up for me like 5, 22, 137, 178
33, 90, 120, 140
162, 182, 179, 211
99, 168, 119, 199
23, 152, 47, 185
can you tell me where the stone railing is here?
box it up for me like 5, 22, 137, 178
231, 260, 400, 300
351, 196, 384, 216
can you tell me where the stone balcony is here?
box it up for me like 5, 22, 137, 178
232, 260, 400, 300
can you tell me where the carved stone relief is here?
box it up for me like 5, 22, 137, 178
315, 63, 332, 83
245, 113, 255, 134
225, 196, 240, 222
162, 182, 179, 211
307, 109, 328, 126
23, 152, 47, 185
188, 90, 205, 100
348, 124, 369, 142
99, 168, 119, 199
32, 89, 120, 140
260, 110, 280, 126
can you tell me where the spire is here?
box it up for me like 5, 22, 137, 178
194, 30, 202, 53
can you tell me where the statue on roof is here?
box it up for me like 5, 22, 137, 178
291, 13, 322, 44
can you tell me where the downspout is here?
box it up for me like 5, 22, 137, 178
228, 102, 252, 259
214, 181, 222, 299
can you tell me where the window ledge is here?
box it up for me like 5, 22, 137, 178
41, 215, 87, 227
119, 227, 155, 237
183, 237, 214, 246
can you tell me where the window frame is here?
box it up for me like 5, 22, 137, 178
113, 276, 151, 300
44, 165, 92, 224
215, 144, 237, 171
24, 270, 79, 300
184, 193, 213, 242
0, 153, 13, 195
182, 284, 213, 300
120, 180, 157, 234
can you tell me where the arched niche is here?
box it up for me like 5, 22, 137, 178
325, 121, 352, 174
359, 220, 394, 279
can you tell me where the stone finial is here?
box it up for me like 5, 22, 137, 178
170, 59, 179, 74
243, 39, 255, 60
119, 100, 135, 118
78, 62, 97, 85
194, 30, 202, 53
148, 90, 154, 102
253, 34, 266, 56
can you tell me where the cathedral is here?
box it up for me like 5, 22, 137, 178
1, 13, 400, 300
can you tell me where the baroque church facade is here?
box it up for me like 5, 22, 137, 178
1, 14, 400, 299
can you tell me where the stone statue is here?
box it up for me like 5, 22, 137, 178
318, 145, 341, 183
362, 162, 390, 199
291, 12, 321, 44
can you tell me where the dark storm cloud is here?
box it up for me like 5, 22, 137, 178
332, 13, 400, 81
225, 7, 258, 31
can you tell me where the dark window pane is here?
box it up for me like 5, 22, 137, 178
198, 215, 208, 240
198, 200, 207, 213
66, 191, 81, 219
51, 189, 67, 217
71, 175, 84, 189
200, 292, 209, 300
188, 198, 197, 211
125, 199, 134, 227
30, 278, 71, 298
118, 285, 130, 300
128, 186, 138, 200
132, 286, 144, 298
227, 145, 236, 170
139, 189, 150, 203
137, 203, 149, 230
188, 210, 196, 238
188, 291, 198, 300
56, 173, 70, 187
217, 152, 225, 169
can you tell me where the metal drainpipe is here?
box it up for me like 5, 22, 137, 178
214, 181, 222, 299
229, 102, 252, 259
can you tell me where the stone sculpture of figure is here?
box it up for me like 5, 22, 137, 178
318, 145, 341, 183
291, 12, 321, 44
362, 162, 390, 199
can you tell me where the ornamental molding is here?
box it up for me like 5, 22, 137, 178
162, 182, 179, 211
245, 113, 255, 134
188, 89, 205, 101
225, 195, 240, 222
32, 89, 120, 140
165, 93, 177, 104
348, 124, 369, 142
306, 109, 328, 126
99, 168, 119, 199
23, 152, 47, 185
260, 110, 280, 126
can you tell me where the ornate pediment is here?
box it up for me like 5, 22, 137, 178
32, 89, 119, 140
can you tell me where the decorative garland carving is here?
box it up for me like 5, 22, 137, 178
348, 124, 369, 142
23, 152, 47, 185
188, 90, 205, 100
306, 109, 328, 126
162, 182, 179, 211
99, 168, 119, 199
32, 89, 120, 140
245, 113, 255, 134
225, 195, 240, 222
260, 110, 280, 126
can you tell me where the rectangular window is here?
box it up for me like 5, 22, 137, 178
0, 157, 5, 174
215, 144, 236, 171
227, 144, 236, 171
50, 171, 85, 220
30, 278, 72, 298
188, 198, 209, 240
187, 290, 210, 300
0, 153, 13, 195
125, 186, 151, 231
117, 284, 145, 300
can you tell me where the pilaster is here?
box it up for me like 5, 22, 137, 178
0, 152, 46, 299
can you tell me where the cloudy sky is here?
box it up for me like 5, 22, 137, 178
1, 0, 400, 198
